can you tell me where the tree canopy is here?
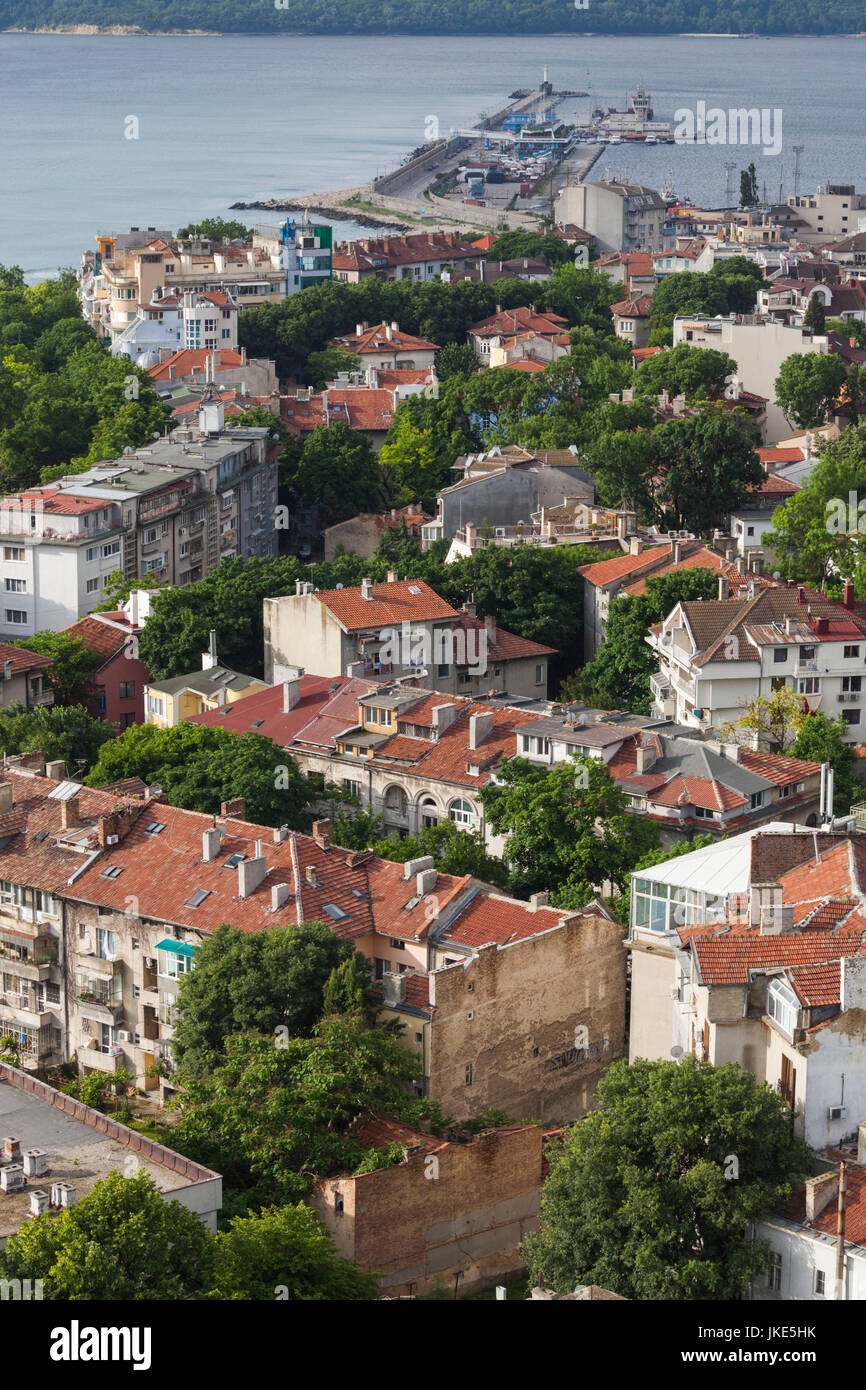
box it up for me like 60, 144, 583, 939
523, 1056, 810, 1300
207, 1202, 378, 1300
0, 702, 114, 772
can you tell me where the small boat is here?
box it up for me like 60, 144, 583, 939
645, 134, 658, 145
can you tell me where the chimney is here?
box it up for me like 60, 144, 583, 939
382, 970, 407, 1006
718, 575, 728, 601
202, 827, 221, 861
60, 796, 79, 830
0, 782, 12, 814
735, 555, 746, 576
432, 703, 457, 734
747, 579, 757, 599
673, 539, 682, 564
816, 615, 829, 635
417, 867, 437, 897
636, 744, 656, 773
484, 612, 497, 646
629, 537, 641, 556
306, 864, 317, 887
221, 797, 246, 819
238, 850, 267, 899
530, 891, 549, 912
361, 577, 374, 600
385, 324, 393, 341
202, 630, 218, 670
403, 854, 434, 881
3, 1136, 21, 1162
283, 674, 303, 713
798, 585, 806, 604
355, 322, 363, 336
45, 759, 66, 780
312, 818, 331, 849
469, 711, 494, 749
271, 882, 289, 911
387, 569, 398, 584
751, 553, 763, 575
805, 1169, 840, 1221
273, 825, 288, 843
295, 578, 303, 596
844, 580, 855, 610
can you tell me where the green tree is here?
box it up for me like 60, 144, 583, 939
651, 408, 763, 533
739, 162, 759, 207
827, 318, 866, 349
572, 567, 719, 712
171, 921, 361, 1074
0, 702, 114, 772
181, 217, 252, 241
721, 685, 809, 753
207, 1202, 377, 1300
480, 754, 658, 902
290, 421, 382, 526
775, 351, 848, 429
0, 1169, 214, 1300
372, 819, 510, 888
522, 1056, 810, 1300
303, 346, 359, 389
646, 272, 731, 346
84, 722, 310, 827
321, 953, 377, 1022
633, 343, 737, 401
763, 424, 866, 588
792, 711, 860, 815
484, 230, 573, 267
168, 1020, 435, 1209
434, 341, 479, 381
803, 291, 826, 335
13, 631, 100, 707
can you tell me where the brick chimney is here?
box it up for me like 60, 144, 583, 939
844, 579, 855, 610
221, 797, 246, 819
484, 613, 497, 646
60, 796, 79, 830
312, 819, 331, 849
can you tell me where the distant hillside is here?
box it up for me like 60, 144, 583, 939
2, 0, 865, 36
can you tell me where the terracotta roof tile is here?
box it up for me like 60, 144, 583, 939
315, 579, 458, 631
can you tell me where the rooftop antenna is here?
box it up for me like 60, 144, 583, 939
792, 145, 805, 198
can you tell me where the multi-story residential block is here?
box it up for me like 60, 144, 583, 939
727, 472, 801, 562
783, 184, 866, 239
109, 288, 240, 365
578, 539, 708, 659
0, 764, 623, 1123
331, 231, 485, 284
250, 218, 333, 294
263, 576, 553, 700
144, 632, 268, 729
0, 404, 278, 637
555, 180, 667, 254
0, 642, 54, 712
648, 583, 866, 745
282, 366, 437, 450
610, 294, 653, 347
757, 276, 866, 326
627, 824, 866, 1151
79, 229, 286, 344
148, 347, 276, 399
672, 315, 830, 443
328, 322, 438, 370
421, 444, 594, 549
0, 1061, 222, 1242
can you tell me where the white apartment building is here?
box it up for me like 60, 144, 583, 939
0, 404, 277, 639
627, 824, 866, 1151
784, 184, 866, 239
648, 583, 866, 746
555, 180, 667, 254
110, 289, 239, 366
672, 314, 830, 443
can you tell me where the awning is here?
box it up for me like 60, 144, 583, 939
155, 938, 196, 958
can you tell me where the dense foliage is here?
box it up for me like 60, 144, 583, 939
3, 1, 857, 35
0, 702, 114, 771
523, 1057, 811, 1300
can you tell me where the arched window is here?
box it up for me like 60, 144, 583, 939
383, 786, 408, 816
449, 798, 475, 829
420, 798, 439, 828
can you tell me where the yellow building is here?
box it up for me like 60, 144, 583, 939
144, 631, 268, 729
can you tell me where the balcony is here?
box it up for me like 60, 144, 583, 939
669, 667, 696, 699
650, 673, 671, 700
0, 952, 58, 983
796, 659, 818, 673
75, 950, 121, 979
80, 1043, 122, 1073
838, 691, 861, 703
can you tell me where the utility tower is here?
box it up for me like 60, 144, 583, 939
792, 145, 805, 198
724, 160, 736, 208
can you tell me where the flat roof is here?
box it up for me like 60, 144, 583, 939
635, 822, 805, 896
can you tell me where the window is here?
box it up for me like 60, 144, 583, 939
535, 664, 544, 684
465, 1063, 473, 1086
0, 881, 25, 907
815, 1270, 826, 1297
96, 927, 118, 959
767, 1253, 782, 1291
844, 645, 860, 658
34, 889, 57, 915
694, 806, 715, 819
321, 903, 349, 922
773, 647, 787, 664
843, 708, 861, 725
85, 577, 100, 595
420, 798, 439, 828
101, 540, 120, 558
449, 798, 475, 828
144, 821, 165, 836
389, 938, 405, 951
750, 791, 766, 810
119, 680, 135, 699
157, 946, 194, 977
374, 957, 386, 980
4, 610, 26, 625
843, 675, 862, 692
147, 695, 163, 716
768, 980, 798, 1036
3, 547, 23, 562
4, 578, 25, 593
100, 866, 122, 881
184, 889, 211, 909
797, 677, 820, 695
437, 663, 450, 677
799, 645, 816, 661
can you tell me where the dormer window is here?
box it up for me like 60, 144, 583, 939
767, 979, 798, 1036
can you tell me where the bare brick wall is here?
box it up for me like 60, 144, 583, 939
311, 1124, 543, 1296
427, 911, 626, 1123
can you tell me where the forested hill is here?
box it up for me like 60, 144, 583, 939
2, 0, 864, 36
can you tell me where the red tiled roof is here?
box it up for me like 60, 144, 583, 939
578, 543, 673, 588
738, 749, 820, 787
693, 930, 866, 987
623, 546, 728, 598
779, 1162, 866, 1248
148, 349, 244, 381
632, 346, 664, 364
0, 642, 52, 675
494, 357, 547, 373
744, 474, 800, 499
757, 447, 805, 464
190, 675, 378, 747
62, 617, 130, 664
611, 295, 653, 317
329, 323, 439, 355
332, 232, 483, 274
653, 775, 748, 813
454, 613, 555, 661
2, 488, 106, 516
439, 891, 570, 948
315, 579, 458, 631
467, 306, 568, 339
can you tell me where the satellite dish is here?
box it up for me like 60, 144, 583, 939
123, 446, 133, 456
670, 1045, 683, 1059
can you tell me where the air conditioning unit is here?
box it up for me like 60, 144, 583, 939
106, 834, 119, 846
118, 1030, 133, 1043
828, 1105, 847, 1121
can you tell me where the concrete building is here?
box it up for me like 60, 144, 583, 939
648, 583, 866, 745
263, 577, 553, 701
555, 181, 667, 255
466, 306, 569, 363
611, 295, 653, 347
423, 444, 595, 549
0, 643, 54, 713
323, 504, 430, 562
784, 185, 866, 239
148, 347, 276, 400
0, 404, 278, 638
672, 315, 830, 443
328, 322, 438, 370
0, 1062, 222, 1243
109, 289, 240, 366
727, 473, 801, 563
62, 613, 151, 729
312, 1118, 545, 1297
331, 231, 484, 284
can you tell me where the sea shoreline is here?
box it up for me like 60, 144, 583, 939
2, 27, 858, 39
